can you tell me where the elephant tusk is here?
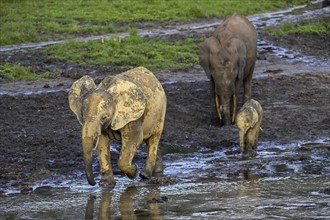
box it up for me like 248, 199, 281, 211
231, 94, 237, 124
215, 95, 222, 120
259, 126, 263, 132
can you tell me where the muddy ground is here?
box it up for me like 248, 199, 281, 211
0, 17, 329, 194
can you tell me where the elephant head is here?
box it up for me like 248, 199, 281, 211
199, 30, 246, 126
69, 75, 145, 186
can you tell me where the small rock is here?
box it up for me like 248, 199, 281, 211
20, 185, 33, 194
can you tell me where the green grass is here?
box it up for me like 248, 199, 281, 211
0, 63, 60, 81
45, 31, 199, 71
263, 18, 330, 36
0, 0, 309, 46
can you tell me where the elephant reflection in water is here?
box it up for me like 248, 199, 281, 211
119, 186, 163, 220
84, 186, 163, 219
237, 170, 260, 198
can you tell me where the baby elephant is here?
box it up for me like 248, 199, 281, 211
69, 67, 166, 187
236, 99, 263, 155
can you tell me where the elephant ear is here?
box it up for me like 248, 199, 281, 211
198, 38, 212, 78
250, 107, 259, 128
68, 75, 96, 125
101, 77, 146, 130
236, 40, 246, 80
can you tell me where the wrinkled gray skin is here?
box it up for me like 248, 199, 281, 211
199, 14, 257, 126
236, 99, 263, 155
69, 67, 166, 187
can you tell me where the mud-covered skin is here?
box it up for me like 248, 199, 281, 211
236, 99, 263, 155
199, 14, 257, 126
68, 67, 167, 187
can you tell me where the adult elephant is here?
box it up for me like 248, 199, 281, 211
199, 14, 257, 126
69, 67, 166, 187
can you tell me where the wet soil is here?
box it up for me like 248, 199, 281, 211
262, 16, 330, 59
0, 16, 330, 194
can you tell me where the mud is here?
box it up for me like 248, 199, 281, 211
0, 33, 329, 192
0, 3, 329, 219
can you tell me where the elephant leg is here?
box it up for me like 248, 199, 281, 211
154, 153, 164, 174
210, 77, 221, 125
140, 133, 162, 179
118, 121, 143, 179
243, 73, 253, 102
97, 133, 115, 188
232, 79, 242, 124
246, 127, 259, 152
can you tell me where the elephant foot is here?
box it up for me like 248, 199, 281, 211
210, 117, 224, 127
140, 168, 152, 179
99, 179, 116, 189
153, 157, 164, 174
99, 172, 116, 188
242, 148, 257, 159
124, 164, 138, 179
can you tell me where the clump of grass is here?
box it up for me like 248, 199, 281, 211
45, 32, 199, 71
263, 19, 330, 36
0, 63, 60, 81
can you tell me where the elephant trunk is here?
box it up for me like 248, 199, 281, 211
82, 125, 97, 186
221, 95, 232, 126
217, 83, 235, 126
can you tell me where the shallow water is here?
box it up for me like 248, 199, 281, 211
1, 139, 329, 219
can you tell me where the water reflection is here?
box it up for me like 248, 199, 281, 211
85, 186, 164, 220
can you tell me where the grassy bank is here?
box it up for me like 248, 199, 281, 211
263, 17, 330, 36
45, 31, 199, 71
0, 63, 60, 81
1, 0, 309, 46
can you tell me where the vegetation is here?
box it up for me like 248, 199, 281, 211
0, 0, 317, 81
263, 18, 330, 36
1, 0, 309, 46
45, 31, 199, 71
0, 63, 59, 81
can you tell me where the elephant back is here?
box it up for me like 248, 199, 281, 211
213, 14, 257, 71
118, 66, 165, 99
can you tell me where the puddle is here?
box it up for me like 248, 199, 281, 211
1, 138, 329, 219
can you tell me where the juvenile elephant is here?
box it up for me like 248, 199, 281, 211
236, 99, 263, 155
199, 14, 257, 126
69, 67, 167, 187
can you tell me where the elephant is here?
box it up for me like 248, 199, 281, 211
68, 66, 167, 187
199, 14, 257, 126
236, 99, 263, 155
